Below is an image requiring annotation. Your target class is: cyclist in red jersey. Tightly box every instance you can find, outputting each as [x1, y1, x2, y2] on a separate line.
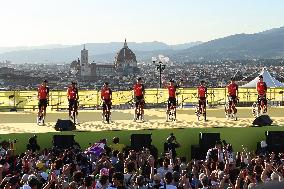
[133, 77, 145, 121]
[197, 80, 207, 115]
[227, 77, 239, 114]
[166, 79, 181, 119]
[101, 82, 112, 121]
[37, 80, 49, 119]
[67, 81, 79, 119]
[256, 75, 268, 113]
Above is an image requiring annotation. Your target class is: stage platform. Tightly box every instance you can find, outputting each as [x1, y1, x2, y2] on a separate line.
[0, 107, 284, 159]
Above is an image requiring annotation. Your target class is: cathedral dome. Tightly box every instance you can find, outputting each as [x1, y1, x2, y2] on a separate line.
[115, 39, 137, 68]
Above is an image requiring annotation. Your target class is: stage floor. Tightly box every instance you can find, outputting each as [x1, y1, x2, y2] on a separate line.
[0, 107, 284, 134]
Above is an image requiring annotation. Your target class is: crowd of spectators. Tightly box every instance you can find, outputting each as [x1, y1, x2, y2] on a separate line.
[0, 134, 283, 189]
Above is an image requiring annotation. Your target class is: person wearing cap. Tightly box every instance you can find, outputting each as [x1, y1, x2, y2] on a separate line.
[67, 81, 79, 122]
[37, 80, 49, 124]
[101, 82, 112, 122]
[256, 75, 268, 113]
[226, 77, 239, 117]
[165, 79, 181, 121]
[133, 77, 145, 121]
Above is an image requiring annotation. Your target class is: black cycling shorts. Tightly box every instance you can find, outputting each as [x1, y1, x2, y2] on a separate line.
[135, 96, 144, 108]
[38, 99, 48, 110]
[102, 99, 112, 111]
[258, 95, 267, 106]
[198, 97, 206, 108]
[168, 97, 177, 109]
[228, 95, 238, 105]
[69, 99, 78, 110]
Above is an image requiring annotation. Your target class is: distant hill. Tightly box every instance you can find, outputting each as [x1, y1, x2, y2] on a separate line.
[2, 26, 284, 63]
[0, 41, 201, 64]
[176, 26, 284, 61]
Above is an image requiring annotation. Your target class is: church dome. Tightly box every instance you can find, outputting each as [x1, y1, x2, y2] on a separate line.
[115, 39, 137, 68]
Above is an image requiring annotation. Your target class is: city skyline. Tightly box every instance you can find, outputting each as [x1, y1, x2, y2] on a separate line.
[0, 0, 283, 47]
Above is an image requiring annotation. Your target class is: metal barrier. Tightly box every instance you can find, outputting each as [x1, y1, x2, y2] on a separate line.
[0, 88, 284, 111]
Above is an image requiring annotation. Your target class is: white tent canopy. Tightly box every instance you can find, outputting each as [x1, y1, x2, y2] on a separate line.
[241, 67, 284, 88]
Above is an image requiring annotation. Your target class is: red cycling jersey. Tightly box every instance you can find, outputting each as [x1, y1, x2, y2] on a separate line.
[227, 83, 238, 96]
[257, 81, 267, 95]
[38, 85, 49, 100]
[198, 85, 207, 98]
[67, 87, 78, 100]
[101, 87, 112, 100]
[168, 85, 177, 98]
[133, 83, 145, 97]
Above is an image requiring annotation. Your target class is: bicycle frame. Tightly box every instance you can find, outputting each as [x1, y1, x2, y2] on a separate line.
[37, 104, 45, 125]
[196, 99, 206, 121]
[70, 100, 78, 124]
[225, 97, 237, 120]
[168, 103, 176, 121]
[258, 96, 267, 115]
[136, 100, 144, 121]
[103, 101, 111, 124]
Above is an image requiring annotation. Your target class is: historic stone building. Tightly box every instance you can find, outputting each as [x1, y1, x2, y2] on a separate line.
[114, 39, 138, 74]
[72, 39, 138, 78]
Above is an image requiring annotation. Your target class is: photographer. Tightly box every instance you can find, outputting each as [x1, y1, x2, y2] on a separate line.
[164, 133, 180, 160]
[27, 135, 40, 153]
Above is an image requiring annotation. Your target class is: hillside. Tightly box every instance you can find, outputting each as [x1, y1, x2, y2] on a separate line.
[176, 27, 284, 61]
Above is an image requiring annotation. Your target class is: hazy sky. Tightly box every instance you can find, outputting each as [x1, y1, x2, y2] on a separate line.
[0, 0, 283, 47]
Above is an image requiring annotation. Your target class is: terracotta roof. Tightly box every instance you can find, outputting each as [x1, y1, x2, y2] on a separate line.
[114, 39, 137, 66]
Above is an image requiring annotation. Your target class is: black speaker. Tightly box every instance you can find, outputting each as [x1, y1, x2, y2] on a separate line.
[54, 119, 76, 131]
[53, 135, 75, 149]
[266, 131, 284, 153]
[252, 115, 273, 126]
[191, 145, 202, 160]
[131, 134, 152, 151]
[199, 132, 220, 159]
[199, 132, 220, 149]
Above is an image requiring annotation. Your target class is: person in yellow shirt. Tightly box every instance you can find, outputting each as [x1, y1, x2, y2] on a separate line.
[110, 137, 125, 153]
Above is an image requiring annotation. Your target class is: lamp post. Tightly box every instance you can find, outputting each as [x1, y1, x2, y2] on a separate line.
[152, 57, 166, 88]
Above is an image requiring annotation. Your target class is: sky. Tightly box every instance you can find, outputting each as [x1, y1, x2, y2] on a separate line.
[0, 0, 283, 47]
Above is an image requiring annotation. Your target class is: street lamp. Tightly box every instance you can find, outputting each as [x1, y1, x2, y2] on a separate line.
[152, 57, 166, 88]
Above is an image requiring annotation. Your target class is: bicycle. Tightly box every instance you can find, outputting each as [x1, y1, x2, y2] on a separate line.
[102, 100, 111, 124]
[37, 100, 47, 125]
[70, 100, 78, 124]
[195, 99, 207, 121]
[224, 96, 238, 121]
[252, 95, 267, 117]
[134, 100, 144, 122]
[167, 102, 176, 122]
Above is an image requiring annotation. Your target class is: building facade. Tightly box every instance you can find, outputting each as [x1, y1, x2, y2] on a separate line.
[80, 45, 91, 76]
[114, 39, 138, 74]
[72, 40, 138, 78]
